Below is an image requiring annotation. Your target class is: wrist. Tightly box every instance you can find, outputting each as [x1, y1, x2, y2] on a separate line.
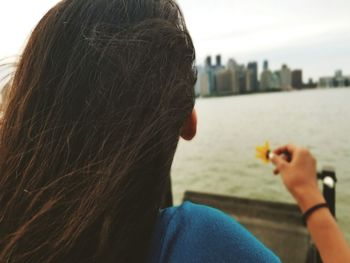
[292, 187, 325, 213]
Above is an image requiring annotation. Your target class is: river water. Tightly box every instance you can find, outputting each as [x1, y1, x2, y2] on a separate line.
[172, 88, 350, 241]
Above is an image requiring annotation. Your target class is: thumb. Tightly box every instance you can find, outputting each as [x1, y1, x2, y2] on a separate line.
[270, 153, 288, 172]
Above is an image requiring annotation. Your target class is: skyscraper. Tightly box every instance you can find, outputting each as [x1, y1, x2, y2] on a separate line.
[270, 72, 281, 90]
[260, 60, 271, 91]
[202, 55, 225, 96]
[226, 59, 240, 94]
[227, 59, 238, 70]
[280, 64, 292, 90]
[247, 62, 259, 92]
[205, 56, 212, 67]
[263, 60, 269, 71]
[245, 69, 254, 92]
[199, 72, 210, 96]
[216, 55, 222, 67]
[292, 70, 303, 89]
[237, 65, 246, 94]
[216, 69, 234, 95]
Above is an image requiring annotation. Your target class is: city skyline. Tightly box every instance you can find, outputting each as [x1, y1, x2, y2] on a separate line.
[197, 57, 349, 82]
[195, 55, 349, 97]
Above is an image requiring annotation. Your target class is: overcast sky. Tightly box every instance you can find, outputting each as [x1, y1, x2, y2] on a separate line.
[1, 0, 350, 80]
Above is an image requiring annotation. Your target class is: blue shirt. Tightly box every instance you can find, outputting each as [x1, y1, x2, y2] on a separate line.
[148, 201, 281, 263]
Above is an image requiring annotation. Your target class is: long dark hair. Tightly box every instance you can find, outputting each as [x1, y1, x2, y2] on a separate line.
[0, 0, 196, 262]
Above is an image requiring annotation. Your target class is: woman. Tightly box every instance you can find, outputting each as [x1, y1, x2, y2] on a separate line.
[0, 0, 349, 262]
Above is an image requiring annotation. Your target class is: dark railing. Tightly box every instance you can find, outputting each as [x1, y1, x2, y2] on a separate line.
[307, 168, 337, 263]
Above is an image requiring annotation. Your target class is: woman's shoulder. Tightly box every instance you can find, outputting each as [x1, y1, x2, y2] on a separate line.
[148, 201, 281, 263]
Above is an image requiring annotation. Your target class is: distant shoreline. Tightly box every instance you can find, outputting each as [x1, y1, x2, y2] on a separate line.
[196, 86, 350, 99]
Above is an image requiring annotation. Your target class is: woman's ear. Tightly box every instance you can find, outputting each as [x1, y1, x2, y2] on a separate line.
[180, 109, 197, 141]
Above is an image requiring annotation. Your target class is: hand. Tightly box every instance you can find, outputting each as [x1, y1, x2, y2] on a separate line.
[271, 145, 350, 262]
[270, 144, 324, 212]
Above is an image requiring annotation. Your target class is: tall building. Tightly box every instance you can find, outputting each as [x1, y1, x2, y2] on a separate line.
[216, 69, 235, 95]
[280, 64, 292, 90]
[204, 55, 215, 95]
[260, 60, 271, 91]
[202, 55, 225, 96]
[263, 60, 269, 71]
[206, 67, 217, 95]
[199, 72, 210, 96]
[292, 70, 303, 89]
[260, 71, 271, 91]
[226, 59, 247, 94]
[270, 72, 282, 90]
[237, 65, 247, 94]
[205, 56, 212, 67]
[226, 59, 240, 94]
[227, 59, 238, 70]
[247, 62, 259, 92]
[216, 55, 222, 67]
[245, 69, 254, 92]
[260, 60, 282, 91]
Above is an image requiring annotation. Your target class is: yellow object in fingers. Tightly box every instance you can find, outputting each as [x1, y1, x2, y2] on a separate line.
[256, 141, 271, 164]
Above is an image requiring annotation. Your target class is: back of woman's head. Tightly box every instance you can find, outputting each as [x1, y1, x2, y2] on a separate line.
[0, 0, 196, 262]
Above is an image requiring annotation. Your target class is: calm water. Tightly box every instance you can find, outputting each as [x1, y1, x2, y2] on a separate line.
[172, 88, 350, 241]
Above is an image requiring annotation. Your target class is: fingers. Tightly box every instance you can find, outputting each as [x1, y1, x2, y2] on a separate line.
[281, 152, 292, 162]
[270, 153, 288, 172]
[273, 144, 297, 155]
